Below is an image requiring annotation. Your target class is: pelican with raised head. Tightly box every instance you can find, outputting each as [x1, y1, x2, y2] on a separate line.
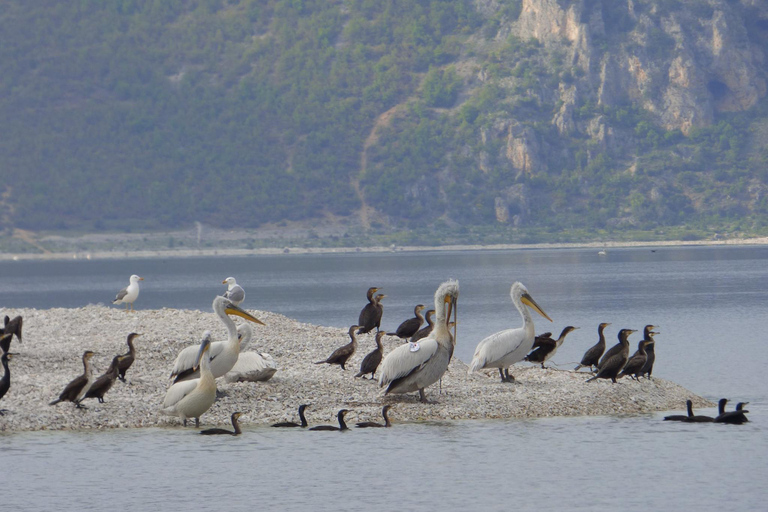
[378, 279, 459, 403]
[112, 275, 143, 312]
[222, 277, 245, 306]
[171, 296, 264, 382]
[469, 282, 552, 383]
[161, 333, 217, 427]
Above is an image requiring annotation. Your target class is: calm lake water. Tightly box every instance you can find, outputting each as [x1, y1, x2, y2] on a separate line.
[1, 246, 766, 511]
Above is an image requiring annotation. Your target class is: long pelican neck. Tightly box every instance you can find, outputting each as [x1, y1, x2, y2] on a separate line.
[516, 295, 535, 337]
[218, 306, 239, 350]
[199, 351, 215, 388]
[433, 300, 450, 345]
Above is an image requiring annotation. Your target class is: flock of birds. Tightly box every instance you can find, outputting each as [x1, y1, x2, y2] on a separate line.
[0, 274, 751, 431]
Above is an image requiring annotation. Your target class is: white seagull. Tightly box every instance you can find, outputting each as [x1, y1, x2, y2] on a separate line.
[222, 277, 245, 306]
[378, 279, 459, 403]
[112, 274, 143, 312]
[469, 282, 552, 383]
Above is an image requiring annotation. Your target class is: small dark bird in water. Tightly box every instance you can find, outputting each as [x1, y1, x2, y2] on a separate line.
[201, 412, 243, 435]
[83, 355, 123, 403]
[410, 309, 435, 343]
[309, 409, 350, 431]
[618, 339, 654, 380]
[639, 326, 658, 379]
[574, 322, 610, 372]
[664, 400, 694, 421]
[587, 329, 635, 383]
[356, 405, 392, 428]
[714, 399, 750, 424]
[389, 304, 425, 341]
[525, 326, 579, 368]
[357, 288, 385, 334]
[0, 315, 23, 354]
[315, 325, 359, 370]
[117, 333, 141, 383]
[49, 350, 96, 408]
[0, 350, 12, 415]
[355, 331, 385, 379]
[272, 404, 310, 428]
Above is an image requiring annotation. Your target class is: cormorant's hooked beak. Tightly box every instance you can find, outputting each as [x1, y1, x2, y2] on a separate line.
[224, 302, 265, 325]
[521, 292, 552, 322]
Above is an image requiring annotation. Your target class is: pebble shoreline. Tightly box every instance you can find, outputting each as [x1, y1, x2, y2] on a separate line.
[0, 306, 711, 432]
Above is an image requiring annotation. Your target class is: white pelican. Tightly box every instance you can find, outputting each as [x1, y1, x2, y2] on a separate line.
[161, 333, 217, 427]
[224, 324, 277, 383]
[112, 275, 143, 312]
[468, 282, 552, 383]
[378, 279, 459, 403]
[171, 296, 264, 382]
[222, 276, 245, 305]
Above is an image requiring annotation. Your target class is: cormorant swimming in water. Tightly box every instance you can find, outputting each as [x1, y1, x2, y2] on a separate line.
[49, 350, 96, 408]
[389, 304, 425, 341]
[0, 349, 12, 415]
[574, 322, 610, 372]
[355, 331, 385, 379]
[357, 287, 383, 334]
[525, 326, 579, 368]
[586, 329, 635, 383]
[315, 325, 359, 370]
[309, 409, 350, 431]
[272, 404, 310, 428]
[201, 412, 243, 435]
[356, 405, 392, 428]
[714, 399, 750, 424]
[664, 399, 694, 421]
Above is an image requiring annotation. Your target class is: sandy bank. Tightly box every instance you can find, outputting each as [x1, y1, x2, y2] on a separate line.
[0, 306, 711, 432]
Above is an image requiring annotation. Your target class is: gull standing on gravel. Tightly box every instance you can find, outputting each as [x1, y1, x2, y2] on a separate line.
[171, 296, 264, 382]
[112, 275, 143, 312]
[222, 277, 245, 306]
[468, 282, 552, 383]
[161, 333, 217, 427]
[378, 279, 459, 403]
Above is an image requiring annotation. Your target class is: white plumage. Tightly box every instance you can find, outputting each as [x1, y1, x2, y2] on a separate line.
[468, 282, 552, 383]
[222, 276, 245, 306]
[225, 324, 277, 382]
[378, 279, 459, 403]
[160, 333, 217, 427]
[170, 296, 264, 382]
[112, 274, 143, 312]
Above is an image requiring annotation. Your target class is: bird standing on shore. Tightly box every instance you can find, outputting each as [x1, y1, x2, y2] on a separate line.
[618, 338, 654, 380]
[389, 304, 425, 341]
[410, 309, 435, 343]
[357, 287, 383, 334]
[587, 329, 635, 383]
[0, 349, 12, 415]
[117, 332, 141, 383]
[0, 315, 22, 354]
[355, 330, 385, 379]
[112, 275, 143, 312]
[574, 322, 610, 372]
[468, 282, 552, 383]
[639, 325, 658, 379]
[83, 355, 124, 403]
[201, 412, 243, 435]
[222, 277, 245, 306]
[378, 279, 459, 403]
[171, 296, 264, 382]
[49, 350, 95, 408]
[315, 325, 359, 370]
[161, 333, 217, 427]
[525, 326, 578, 369]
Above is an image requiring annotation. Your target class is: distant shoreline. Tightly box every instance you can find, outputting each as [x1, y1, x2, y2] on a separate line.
[2, 236, 768, 262]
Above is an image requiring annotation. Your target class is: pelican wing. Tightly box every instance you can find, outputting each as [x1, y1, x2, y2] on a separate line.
[469, 328, 527, 372]
[378, 338, 439, 387]
[170, 341, 227, 377]
[162, 378, 199, 408]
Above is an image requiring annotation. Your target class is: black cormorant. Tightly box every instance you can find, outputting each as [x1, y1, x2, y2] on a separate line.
[357, 287, 383, 334]
[574, 322, 610, 371]
[49, 351, 96, 408]
[525, 326, 579, 368]
[389, 304, 425, 341]
[714, 399, 750, 424]
[315, 325, 359, 370]
[0, 350, 11, 415]
[117, 332, 141, 383]
[83, 355, 123, 403]
[309, 409, 350, 431]
[355, 331, 385, 379]
[272, 404, 310, 427]
[664, 399, 695, 421]
[639, 326, 658, 379]
[618, 339, 653, 380]
[0, 315, 23, 354]
[410, 309, 435, 342]
[201, 412, 243, 435]
[356, 405, 392, 428]
[586, 329, 635, 383]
